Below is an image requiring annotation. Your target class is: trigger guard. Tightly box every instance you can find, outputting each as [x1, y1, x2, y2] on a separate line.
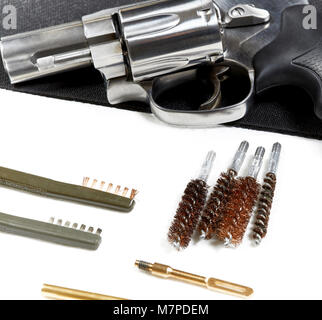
[106, 63, 254, 127]
[149, 67, 255, 128]
[149, 93, 251, 127]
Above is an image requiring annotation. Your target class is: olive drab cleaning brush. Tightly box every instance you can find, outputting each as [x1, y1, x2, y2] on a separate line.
[198, 141, 249, 240]
[168, 151, 216, 250]
[215, 147, 265, 247]
[253, 143, 282, 245]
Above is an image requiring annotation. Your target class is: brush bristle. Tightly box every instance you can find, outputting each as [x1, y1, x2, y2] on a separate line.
[168, 179, 208, 249]
[253, 173, 277, 243]
[215, 177, 260, 246]
[198, 170, 237, 240]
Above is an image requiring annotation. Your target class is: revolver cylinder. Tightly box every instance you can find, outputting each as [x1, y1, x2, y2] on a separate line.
[117, 0, 223, 81]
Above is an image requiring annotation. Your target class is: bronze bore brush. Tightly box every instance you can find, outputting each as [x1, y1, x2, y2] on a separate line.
[198, 141, 249, 240]
[168, 151, 216, 250]
[253, 143, 281, 245]
[216, 147, 265, 247]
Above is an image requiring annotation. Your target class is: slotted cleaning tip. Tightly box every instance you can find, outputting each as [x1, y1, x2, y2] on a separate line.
[135, 260, 253, 298]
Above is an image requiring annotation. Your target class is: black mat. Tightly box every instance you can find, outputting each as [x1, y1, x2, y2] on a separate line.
[1, 0, 322, 139]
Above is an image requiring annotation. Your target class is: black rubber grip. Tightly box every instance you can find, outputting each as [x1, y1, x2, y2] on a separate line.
[254, 4, 322, 119]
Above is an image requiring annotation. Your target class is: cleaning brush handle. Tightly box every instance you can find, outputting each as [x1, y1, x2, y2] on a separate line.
[230, 141, 249, 174]
[267, 143, 282, 175]
[198, 151, 216, 182]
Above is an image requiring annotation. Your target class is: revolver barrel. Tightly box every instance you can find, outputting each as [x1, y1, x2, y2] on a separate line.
[0, 20, 92, 84]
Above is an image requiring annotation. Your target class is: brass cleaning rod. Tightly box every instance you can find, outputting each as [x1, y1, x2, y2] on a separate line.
[42, 284, 129, 300]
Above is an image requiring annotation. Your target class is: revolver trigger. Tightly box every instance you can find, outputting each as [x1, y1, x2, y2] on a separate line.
[199, 66, 230, 111]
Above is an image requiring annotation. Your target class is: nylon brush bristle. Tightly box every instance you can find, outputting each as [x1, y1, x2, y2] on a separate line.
[215, 177, 261, 246]
[168, 179, 208, 249]
[198, 169, 237, 240]
[253, 173, 277, 245]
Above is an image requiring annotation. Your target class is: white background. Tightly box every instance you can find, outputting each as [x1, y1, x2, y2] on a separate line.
[0, 88, 321, 300]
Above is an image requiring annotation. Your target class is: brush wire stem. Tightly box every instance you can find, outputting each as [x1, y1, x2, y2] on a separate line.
[248, 147, 265, 179]
[230, 141, 249, 173]
[268, 143, 282, 175]
[198, 151, 216, 182]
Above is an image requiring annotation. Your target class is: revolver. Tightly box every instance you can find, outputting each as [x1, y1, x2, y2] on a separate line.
[1, 0, 321, 127]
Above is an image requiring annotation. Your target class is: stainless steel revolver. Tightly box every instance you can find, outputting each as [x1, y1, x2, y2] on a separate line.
[1, 0, 321, 127]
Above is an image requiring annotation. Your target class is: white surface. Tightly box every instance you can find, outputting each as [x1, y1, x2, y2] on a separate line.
[0, 88, 321, 300]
